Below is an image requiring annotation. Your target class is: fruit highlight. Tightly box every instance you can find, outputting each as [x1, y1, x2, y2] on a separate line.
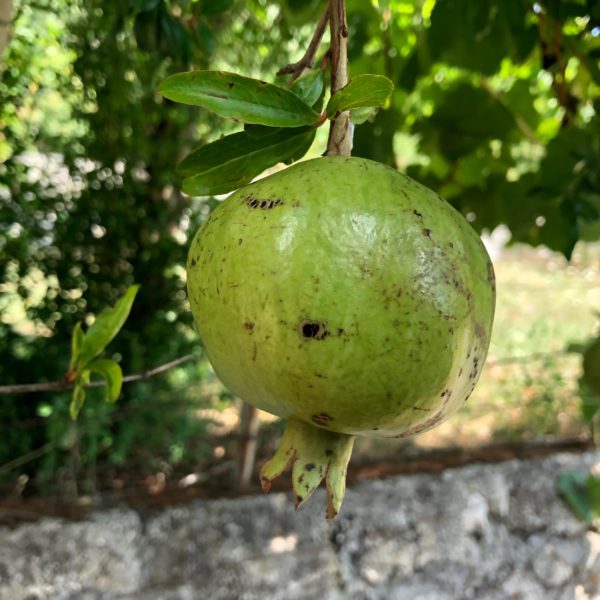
[187, 156, 496, 517]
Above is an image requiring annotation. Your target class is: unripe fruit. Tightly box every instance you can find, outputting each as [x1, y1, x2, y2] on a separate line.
[187, 157, 495, 516]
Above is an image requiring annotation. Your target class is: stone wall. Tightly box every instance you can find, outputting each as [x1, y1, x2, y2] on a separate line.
[1, 451, 598, 599]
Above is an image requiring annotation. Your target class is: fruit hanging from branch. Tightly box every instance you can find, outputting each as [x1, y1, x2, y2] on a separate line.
[160, 0, 495, 517]
[186, 156, 495, 517]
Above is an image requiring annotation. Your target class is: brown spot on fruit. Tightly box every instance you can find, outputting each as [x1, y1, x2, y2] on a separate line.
[487, 260, 496, 291]
[244, 322, 255, 331]
[246, 197, 283, 209]
[312, 413, 333, 426]
[305, 463, 315, 471]
[299, 320, 329, 340]
[474, 322, 486, 343]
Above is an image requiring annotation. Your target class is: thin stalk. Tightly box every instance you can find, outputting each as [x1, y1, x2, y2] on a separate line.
[326, 0, 351, 157]
[277, 4, 330, 85]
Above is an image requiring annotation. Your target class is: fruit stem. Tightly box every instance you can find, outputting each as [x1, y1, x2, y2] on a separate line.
[326, 0, 352, 157]
[260, 418, 355, 518]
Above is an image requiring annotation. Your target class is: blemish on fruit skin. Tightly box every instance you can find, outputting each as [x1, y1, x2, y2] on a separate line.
[299, 320, 329, 340]
[325, 449, 333, 456]
[305, 463, 316, 471]
[246, 197, 284, 209]
[474, 322, 486, 344]
[244, 321, 255, 331]
[487, 261, 496, 291]
[312, 413, 333, 426]
[190, 257, 197, 267]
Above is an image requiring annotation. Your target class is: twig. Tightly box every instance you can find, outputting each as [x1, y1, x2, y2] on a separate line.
[0, 443, 54, 476]
[0, 354, 196, 395]
[122, 354, 195, 383]
[479, 78, 540, 145]
[326, 0, 352, 157]
[238, 402, 259, 490]
[277, 4, 330, 85]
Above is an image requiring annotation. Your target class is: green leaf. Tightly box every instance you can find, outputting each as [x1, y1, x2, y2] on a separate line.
[587, 475, 600, 520]
[351, 106, 378, 125]
[195, 21, 216, 56]
[158, 71, 319, 127]
[557, 470, 593, 522]
[581, 391, 600, 422]
[69, 369, 90, 421]
[179, 128, 316, 196]
[70, 384, 86, 420]
[88, 358, 123, 404]
[326, 74, 394, 118]
[161, 13, 192, 64]
[69, 322, 84, 371]
[243, 124, 282, 139]
[290, 69, 324, 108]
[77, 285, 140, 368]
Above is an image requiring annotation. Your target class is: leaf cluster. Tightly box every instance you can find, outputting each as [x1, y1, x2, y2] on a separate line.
[158, 68, 394, 195]
[67, 285, 139, 419]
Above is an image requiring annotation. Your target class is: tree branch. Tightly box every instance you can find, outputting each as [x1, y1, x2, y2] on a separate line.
[326, 0, 352, 157]
[0, 0, 13, 59]
[0, 354, 196, 395]
[277, 4, 330, 85]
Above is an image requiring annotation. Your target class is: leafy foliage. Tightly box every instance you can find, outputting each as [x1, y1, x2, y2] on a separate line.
[68, 285, 139, 418]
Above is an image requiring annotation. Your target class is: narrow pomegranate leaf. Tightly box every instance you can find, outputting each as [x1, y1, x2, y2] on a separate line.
[88, 358, 123, 404]
[326, 74, 394, 118]
[158, 71, 319, 127]
[77, 285, 140, 368]
[179, 127, 315, 196]
[290, 68, 324, 108]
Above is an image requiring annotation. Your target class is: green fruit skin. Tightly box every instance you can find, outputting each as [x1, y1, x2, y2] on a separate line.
[187, 157, 496, 438]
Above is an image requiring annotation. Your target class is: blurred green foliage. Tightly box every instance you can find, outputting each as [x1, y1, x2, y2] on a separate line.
[0, 0, 599, 493]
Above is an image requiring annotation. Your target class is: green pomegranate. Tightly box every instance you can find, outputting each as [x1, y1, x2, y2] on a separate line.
[187, 156, 495, 517]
